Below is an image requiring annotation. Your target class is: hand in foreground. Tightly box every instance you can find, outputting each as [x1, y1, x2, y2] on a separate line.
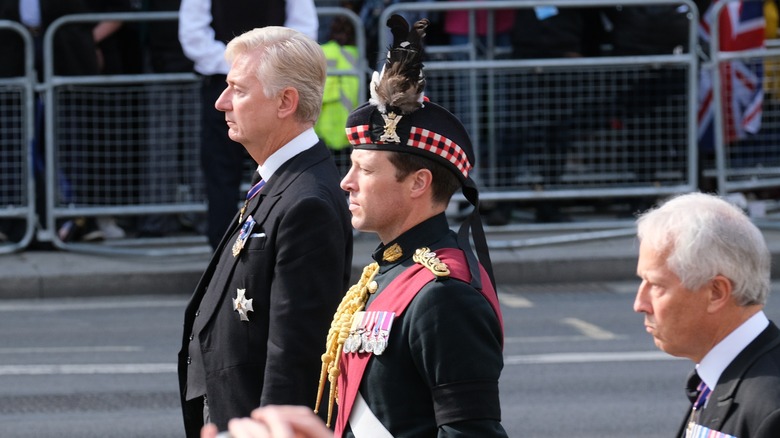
[201, 405, 333, 438]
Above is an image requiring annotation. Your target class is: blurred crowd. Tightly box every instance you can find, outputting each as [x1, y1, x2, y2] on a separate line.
[1, 0, 779, 245]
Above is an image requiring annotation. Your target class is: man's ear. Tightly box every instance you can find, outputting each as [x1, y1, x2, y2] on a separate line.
[707, 274, 733, 313]
[409, 168, 433, 199]
[277, 87, 299, 118]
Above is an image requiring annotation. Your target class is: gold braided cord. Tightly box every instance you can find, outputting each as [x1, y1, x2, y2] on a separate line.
[314, 262, 380, 427]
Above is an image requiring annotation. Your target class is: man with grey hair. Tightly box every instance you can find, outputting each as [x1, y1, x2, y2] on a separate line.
[179, 0, 317, 249]
[177, 26, 352, 437]
[634, 192, 780, 438]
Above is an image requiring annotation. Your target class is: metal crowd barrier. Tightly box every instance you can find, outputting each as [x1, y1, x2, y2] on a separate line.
[380, 0, 700, 247]
[41, 11, 204, 256]
[39, 8, 365, 256]
[704, 0, 780, 204]
[0, 20, 36, 254]
[16, 2, 778, 254]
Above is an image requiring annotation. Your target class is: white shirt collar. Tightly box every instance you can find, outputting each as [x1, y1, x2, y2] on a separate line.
[256, 128, 318, 182]
[696, 310, 769, 390]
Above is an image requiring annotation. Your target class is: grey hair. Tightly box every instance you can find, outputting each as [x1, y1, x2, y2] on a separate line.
[636, 192, 770, 306]
[225, 26, 326, 124]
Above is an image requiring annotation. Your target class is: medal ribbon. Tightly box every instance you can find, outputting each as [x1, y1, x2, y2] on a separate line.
[380, 312, 394, 332]
[693, 381, 711, 410]
[685, 380, 712, 437]
[239, 179, 265, 223]
[246, 179, 266, 201]
[336, 248, 503, 437]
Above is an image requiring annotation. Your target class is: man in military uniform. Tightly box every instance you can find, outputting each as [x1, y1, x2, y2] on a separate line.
[314, 14, 507, 438]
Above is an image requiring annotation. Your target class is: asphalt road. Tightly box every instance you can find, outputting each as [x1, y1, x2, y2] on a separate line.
[2, 282, 779, 437]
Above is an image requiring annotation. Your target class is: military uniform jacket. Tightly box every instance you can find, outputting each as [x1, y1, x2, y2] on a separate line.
[677, 322, 780, 438]
[178, 141, 352, 436]
[340, 214, 507, 437]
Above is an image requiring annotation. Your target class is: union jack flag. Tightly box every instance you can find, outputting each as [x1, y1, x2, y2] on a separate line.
[698, 0, 765, 151]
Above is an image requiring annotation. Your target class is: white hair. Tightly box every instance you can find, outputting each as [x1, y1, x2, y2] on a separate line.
[636, 192, 770, 306]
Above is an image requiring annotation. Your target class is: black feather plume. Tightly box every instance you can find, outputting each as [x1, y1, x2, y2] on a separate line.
[370, 14, 429, 114]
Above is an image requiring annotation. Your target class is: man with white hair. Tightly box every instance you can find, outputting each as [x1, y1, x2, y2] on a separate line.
[634, 192, 780, 438]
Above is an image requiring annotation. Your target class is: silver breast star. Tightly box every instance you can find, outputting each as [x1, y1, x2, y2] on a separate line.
[233, 288, 254, 321]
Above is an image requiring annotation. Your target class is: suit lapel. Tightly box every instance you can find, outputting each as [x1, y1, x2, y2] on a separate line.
[192, 214, 248, 326]
[698, 323, 780, 431]
[187, 141, 331, 325]
[190, 185, 265, 326]
[244, 140, 331, 223]
[185, 208, 241, 320]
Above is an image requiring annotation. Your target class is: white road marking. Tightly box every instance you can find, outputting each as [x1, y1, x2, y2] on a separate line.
[504, 334, 626, 344]
[561, 317, 619, 340]
[0, 346, 142, 354]
[0, 299, 186, 312]
[504, 350, 680, 365]
[0, 363, 176, 375]
[498, 293, 533, 308]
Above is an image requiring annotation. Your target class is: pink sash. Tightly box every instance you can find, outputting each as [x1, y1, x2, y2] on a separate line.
[335, 248, 503, 436]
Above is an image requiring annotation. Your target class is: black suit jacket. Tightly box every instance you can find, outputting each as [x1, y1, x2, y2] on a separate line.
[178, 141, 352, 436]
[677, 322, 780, 438]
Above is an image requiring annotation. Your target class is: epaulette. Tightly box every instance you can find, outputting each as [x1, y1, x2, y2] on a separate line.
[412, 247, 450, 277]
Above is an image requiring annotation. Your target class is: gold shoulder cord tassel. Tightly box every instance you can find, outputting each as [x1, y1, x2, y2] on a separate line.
[314, 262, 380, 427]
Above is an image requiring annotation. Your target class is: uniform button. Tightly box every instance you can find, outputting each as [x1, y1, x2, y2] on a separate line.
[195, 310, 200, 317]
[187, 356, 192, 365]
[189, 334, 194, 341]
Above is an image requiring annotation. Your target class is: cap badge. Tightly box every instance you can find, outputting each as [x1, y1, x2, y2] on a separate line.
[379, 111, 403, 143]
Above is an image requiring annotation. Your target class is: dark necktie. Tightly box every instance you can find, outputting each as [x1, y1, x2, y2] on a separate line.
[684, 372, 712, 436]
[685, 372, 712, 407]
[684, 372, 701, 403]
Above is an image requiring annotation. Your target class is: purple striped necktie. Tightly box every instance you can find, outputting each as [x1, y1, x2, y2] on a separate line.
[693, 380, 711, 411]
[239, 178, 265, 223]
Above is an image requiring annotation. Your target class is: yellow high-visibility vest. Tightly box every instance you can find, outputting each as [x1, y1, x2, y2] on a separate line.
[316, 41, 360, 150]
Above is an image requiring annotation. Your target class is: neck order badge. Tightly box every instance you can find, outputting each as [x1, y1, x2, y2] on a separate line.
[233, 179, 265, 257]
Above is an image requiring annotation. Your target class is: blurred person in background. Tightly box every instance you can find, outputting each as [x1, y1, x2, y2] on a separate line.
[503, 5, 603, 224]
[0, 0, 134, 242]
[136, 0, 205, 238]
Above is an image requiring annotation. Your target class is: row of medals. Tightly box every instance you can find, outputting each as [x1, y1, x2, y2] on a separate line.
[343, 310, 395, 356]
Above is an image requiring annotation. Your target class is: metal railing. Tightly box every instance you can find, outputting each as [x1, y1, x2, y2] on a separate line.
[4, 2, 779, 254]
[0, 20, 36, 254]
[38, 8, 366, 256]
[704, 0, 780, 197]
[379, 0, 700, 246]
